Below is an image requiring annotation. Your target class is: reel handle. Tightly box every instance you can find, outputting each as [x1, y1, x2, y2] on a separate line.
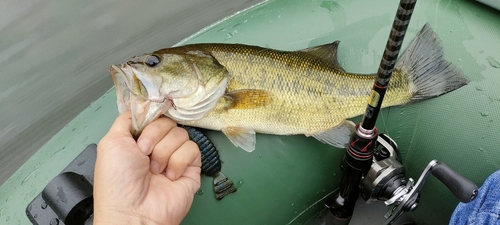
[431, 162, 478, 203]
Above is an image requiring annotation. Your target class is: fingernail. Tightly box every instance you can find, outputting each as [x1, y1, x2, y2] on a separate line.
[166, 169, 176, 181]
[137, 138, 151, 155]
[150, 160, 160, 174]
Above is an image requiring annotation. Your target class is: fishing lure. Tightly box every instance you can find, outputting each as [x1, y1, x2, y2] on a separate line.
[183, 126, 237, 200]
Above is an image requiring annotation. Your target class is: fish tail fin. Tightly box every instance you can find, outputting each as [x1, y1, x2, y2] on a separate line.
[396, 23, 469, 102]
[212, 171, 237, 200]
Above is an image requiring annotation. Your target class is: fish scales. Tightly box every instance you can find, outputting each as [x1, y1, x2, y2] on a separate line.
[170, 44, 411, 135]
[109, 23, 469, 152]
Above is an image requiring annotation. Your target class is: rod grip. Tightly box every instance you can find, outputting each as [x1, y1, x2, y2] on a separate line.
[431, 162, 478, 203]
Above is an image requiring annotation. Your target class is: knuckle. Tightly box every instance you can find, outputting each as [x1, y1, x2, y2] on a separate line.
[152, 146, 171, 161]
[170, 127, 189, 140]
[186, 141, 202, 163]
[151, 143, 172, 162]
[148, 122, 164, 133]
[156, 116, 176, 127]
[144, 117, 176, 134]
[185, 140, 200, 152]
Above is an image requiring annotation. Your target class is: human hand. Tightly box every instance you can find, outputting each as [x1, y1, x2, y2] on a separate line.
[94, 111, 201, 225]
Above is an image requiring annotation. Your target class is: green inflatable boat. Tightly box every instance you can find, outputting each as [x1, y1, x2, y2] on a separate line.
[0, 0, 499, 224]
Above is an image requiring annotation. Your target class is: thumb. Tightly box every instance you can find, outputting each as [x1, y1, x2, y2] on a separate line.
[107, 111, 134, 137]
[97, 111, 135, 157]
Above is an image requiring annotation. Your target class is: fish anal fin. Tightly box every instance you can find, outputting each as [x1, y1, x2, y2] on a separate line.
[224, 89, 273, 110]
[299, 41, 345, 72]
[221, 127, 256, 152]
[310, 120, 355, 149]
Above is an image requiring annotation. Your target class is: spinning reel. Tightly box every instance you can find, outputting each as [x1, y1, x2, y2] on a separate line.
[357, 134, 477, 224]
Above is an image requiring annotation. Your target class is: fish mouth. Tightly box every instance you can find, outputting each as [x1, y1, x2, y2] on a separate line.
[109, 64, 169, 136]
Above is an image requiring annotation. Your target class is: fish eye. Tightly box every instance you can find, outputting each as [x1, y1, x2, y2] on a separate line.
[145, 55, 160, 67]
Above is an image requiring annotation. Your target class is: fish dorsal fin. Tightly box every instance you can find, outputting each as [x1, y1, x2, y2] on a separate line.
[224, 89, 273, 110]
[299, 41, 345, 72]
[309, 120, 355, 149]
[221, 127, 256, 152]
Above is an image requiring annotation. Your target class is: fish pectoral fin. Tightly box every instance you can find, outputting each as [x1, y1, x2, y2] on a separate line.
[221, 127, 256, 152]
[310, 120, 355, 149]
[298, 41, 345, 72]
[224, 89, 273, 110]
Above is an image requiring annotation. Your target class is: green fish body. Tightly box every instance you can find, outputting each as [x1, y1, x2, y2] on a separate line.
[109, 23, 469, 152]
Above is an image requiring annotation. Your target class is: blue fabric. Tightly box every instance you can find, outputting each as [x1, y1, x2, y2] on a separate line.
[450, 170, 500, 225]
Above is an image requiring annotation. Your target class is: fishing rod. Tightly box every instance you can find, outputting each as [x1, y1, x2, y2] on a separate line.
[324, 0, 478, 224]
[325, 0, 419, 221]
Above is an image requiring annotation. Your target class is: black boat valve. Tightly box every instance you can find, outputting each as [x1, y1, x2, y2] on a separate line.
[26, 144, 97, 225]
[359, 134, 478, 225]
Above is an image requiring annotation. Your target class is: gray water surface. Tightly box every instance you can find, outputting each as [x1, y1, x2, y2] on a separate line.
[0, 0, 263, 185]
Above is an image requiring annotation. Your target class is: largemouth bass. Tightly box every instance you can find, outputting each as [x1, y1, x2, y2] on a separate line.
[109, 23, 469, 152]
